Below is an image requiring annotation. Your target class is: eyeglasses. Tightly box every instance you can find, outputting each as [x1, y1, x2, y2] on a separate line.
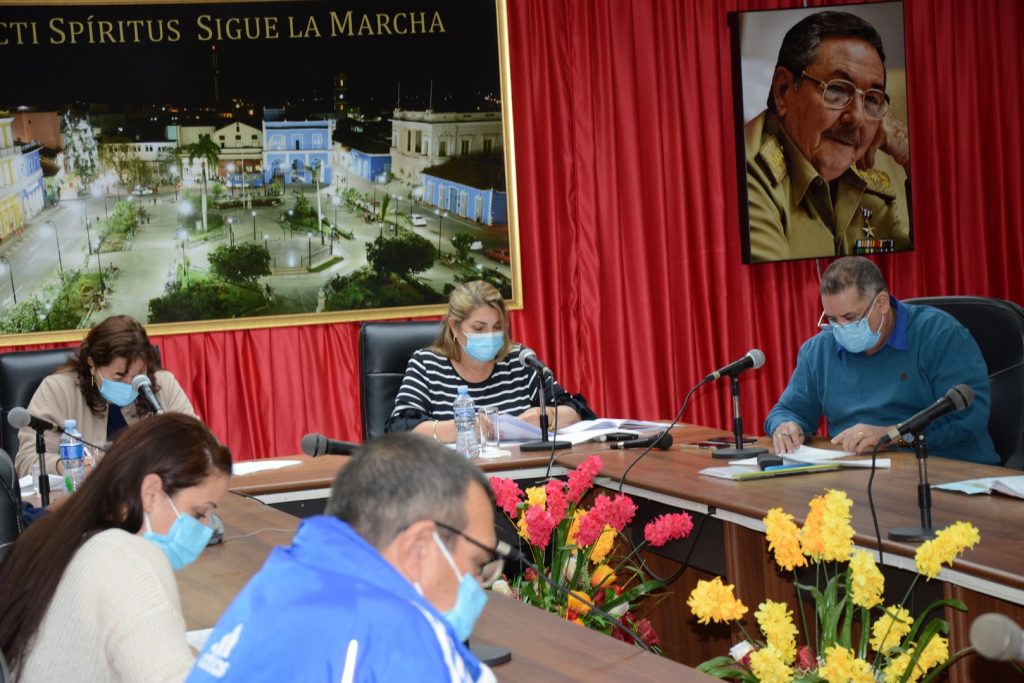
[433, 521, 505, 588]
[817, 294, 879, 331]
[800, 71, 890, 120]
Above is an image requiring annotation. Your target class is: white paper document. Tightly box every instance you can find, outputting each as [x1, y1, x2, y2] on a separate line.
[18, 473, 65, 495]
[933, 475, 1024, 500]
[730, 445, 890, 469]
[231, 460, 303, 476]
[495, 415, 666, 445]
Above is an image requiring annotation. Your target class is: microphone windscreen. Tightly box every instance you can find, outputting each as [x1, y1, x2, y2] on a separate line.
[653, 432, 674, 450]
[518, 346, 536, 364]
[949, 384, 975, 411]
[970, 613, 1023, 661]
[747, 349, 766, 369]
[7, 406, 31, 429]
[131, 374, 152, 391]
[299, 433, 324, 456]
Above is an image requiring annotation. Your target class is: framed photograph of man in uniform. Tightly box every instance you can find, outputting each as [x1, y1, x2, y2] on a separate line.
[729, 2, 913, 264]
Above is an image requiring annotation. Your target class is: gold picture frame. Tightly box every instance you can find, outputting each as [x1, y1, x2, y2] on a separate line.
[0, 0, 521, 346]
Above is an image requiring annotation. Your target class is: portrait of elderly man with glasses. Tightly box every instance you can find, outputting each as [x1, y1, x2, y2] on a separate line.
[765, 257, 998, 465]
[744, 10, 913, 262]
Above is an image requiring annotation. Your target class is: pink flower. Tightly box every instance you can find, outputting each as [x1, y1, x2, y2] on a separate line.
[525, 505, 558, 549]
[590, 493, 637, 532]
[566, 455, 602, 503]
[643, 512, 694, 547]
[524, 567, 538, 582]
[795, 645, 815, 669]
[489, 476, 523, 517]
[575, 505, 608, 547]
[545, 479, 569, 520]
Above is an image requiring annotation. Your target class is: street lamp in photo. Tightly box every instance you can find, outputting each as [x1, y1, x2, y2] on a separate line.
[0, 255, 16, 304]
[44, 220, 63, 273]
[251, 210, 257, 241]
[93, 238, 106, 292]
[331, 195, 340, 255]
[227, 217, 235, 247]
[287, 209, 294, 238]
[307, 231, 312, 267]
[175, 229, 189, 286]
[435, 210, 447, 259]
[263, 233, 269, 252]
[178, 199, 193, 231]
[226, 163, 236, 197]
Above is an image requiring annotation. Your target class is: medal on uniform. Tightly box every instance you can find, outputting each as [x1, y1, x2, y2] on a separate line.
[860, 207, 875, 238]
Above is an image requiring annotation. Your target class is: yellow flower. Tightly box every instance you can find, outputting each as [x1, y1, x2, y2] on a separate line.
[871, 605, 913, 653]
[883, 650, 914, 683]
[749, 644, 794, 683]
[803, 489, 854, 562]
[567, 590, 592, 616]
[567, 509, 586, 546]
[764, 508, 808, 571]
[686, 577, 748, 625]
[524, 486, 547, 509]
[914, 521, 980, 579]
[820, 645, 873, 683]
[591, 564, 616, 589]
[849, 549, 885, 608]
[882, 639, 946, 683]
[589, 525, 616, 563]
[916, 635, 949, 673]
[516, 513, 530, 542]
[755, 600, 797, 664]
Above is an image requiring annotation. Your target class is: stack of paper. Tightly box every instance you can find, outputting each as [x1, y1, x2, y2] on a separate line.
[729, 445, 891, 469]
[933, 476, 1024, 499]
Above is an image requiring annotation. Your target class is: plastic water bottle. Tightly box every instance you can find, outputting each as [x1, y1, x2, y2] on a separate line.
[60, 419, 86, 493]
[453, 386, 480, 459]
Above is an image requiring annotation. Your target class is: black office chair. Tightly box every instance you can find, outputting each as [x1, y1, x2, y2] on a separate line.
[0, 347, 77, 459]
[0, 447, 24, 564]
[904, 296, 1024, 469]
[359, 321, 443, 441]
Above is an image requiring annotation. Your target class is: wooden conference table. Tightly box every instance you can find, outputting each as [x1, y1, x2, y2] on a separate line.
[225, 424, 1024, 681]
[178, 490, 713, 681]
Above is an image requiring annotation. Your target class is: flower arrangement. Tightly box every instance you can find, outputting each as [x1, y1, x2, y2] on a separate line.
[489, 455, 694, 650]
[688, 489, 980, 683]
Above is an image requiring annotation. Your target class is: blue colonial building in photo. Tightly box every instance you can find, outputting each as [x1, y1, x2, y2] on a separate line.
[422, 157, 507, 226]
[262, 120, 335, 185]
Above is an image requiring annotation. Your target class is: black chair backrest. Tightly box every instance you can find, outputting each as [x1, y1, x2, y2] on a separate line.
[359, 321, 443, 441]
[0, 347, 77, 458]
[0, 446, 23, 562]
[904, 296, 1024, 468]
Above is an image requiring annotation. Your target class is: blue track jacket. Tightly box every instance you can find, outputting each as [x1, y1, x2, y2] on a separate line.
[187, 516, 494, 682]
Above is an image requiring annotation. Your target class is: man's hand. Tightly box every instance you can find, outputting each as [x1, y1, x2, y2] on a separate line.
[830, 424, 893, 454]
[859, 113, 910, 170]
[771, 421, 806, 454]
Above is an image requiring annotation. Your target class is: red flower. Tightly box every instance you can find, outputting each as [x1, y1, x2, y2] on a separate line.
[589, 493, 638, 532]
[611, 612, 636, 645]
[545, 479, 569, 520]
[525, 505, 558, 549]
[643, 512, 694, 547]
[795, 645, 815, 669]
[524, 567, 538, 582]
[489, 476, 523, 517]
[634, 617, 659, 647]
[565, 608, 578, 621]
[566, 455, 602, 503]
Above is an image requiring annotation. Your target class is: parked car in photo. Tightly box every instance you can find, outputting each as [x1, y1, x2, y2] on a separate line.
[131, 186, 154, 196]
[410, 213, 427, 227]
[485, 247, 511, 265]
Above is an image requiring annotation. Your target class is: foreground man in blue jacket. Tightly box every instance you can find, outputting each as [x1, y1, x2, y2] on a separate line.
[189, 433, 498, 682]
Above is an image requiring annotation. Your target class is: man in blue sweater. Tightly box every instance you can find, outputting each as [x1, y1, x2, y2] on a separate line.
[767, 256, 999, 464]
[188, 433, 498, 682]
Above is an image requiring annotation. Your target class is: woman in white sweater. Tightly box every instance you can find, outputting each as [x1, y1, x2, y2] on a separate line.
[0, 413, 232, 682]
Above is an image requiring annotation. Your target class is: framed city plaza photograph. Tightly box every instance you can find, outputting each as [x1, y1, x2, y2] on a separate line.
[0, 0, 520, 345]
[730, 2, 914, 264]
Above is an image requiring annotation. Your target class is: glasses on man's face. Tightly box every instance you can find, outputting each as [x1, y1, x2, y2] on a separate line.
[800, 71, 890, 120]
[817, 294, 879, 331]
[433, 521, 505, 588]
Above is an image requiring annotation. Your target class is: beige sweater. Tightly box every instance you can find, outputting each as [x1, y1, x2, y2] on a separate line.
[18, 529, 194, 683]
[16, 369, 196, 476]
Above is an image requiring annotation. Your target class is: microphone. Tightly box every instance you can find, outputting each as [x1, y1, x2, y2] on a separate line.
[300, 433, 360, 456]
[970, 613, 1024, 661]
[7, 407, 62, 434]
[879, 384, 975, 445]
[610, 432, 673, 451]
[705, 349, 765, 382]
[518, 347, 552, 376]
[131, 374, 164, 414]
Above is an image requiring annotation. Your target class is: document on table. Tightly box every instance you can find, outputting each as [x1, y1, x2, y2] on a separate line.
[933, 475, 1024, 500]
[700, 463, 843, 480]
[729, 445, 890, 469]
[232, 460, 303, 476]
[18, 473, 65, 495]
[495, 416, 665, 445]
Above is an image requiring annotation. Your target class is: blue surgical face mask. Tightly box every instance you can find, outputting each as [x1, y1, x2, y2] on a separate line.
[432, 531, 488, 642]
[461, 330, 503, 363]
[144, 495, 214, 571]
[97, 369, 139, 407]
[825, 296, 883, 354]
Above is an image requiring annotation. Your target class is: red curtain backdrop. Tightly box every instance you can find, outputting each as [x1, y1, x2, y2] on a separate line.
[9, 0, 1023, 460]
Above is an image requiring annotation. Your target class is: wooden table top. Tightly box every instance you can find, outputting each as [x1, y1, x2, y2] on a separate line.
[557, 442, 1024, 593]
[178, 493, 713, 681]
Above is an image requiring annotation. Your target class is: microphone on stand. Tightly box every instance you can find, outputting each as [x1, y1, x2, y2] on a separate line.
[6, 407, 63, 435]
[707, 350, 768, 459]
[970, 613, 1024, 661]
[610, 433, 673, 450]
[518, 347, 571, 453]
[300, 433, 360, 456]
[131, 374, 164, 414]
[517, 347, 553, 376]
[879, 384, 974, 446]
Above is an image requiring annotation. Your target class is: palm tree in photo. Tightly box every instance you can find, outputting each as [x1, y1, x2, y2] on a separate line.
[184, 134, 220, 233]
[292, 158, 325, 244]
